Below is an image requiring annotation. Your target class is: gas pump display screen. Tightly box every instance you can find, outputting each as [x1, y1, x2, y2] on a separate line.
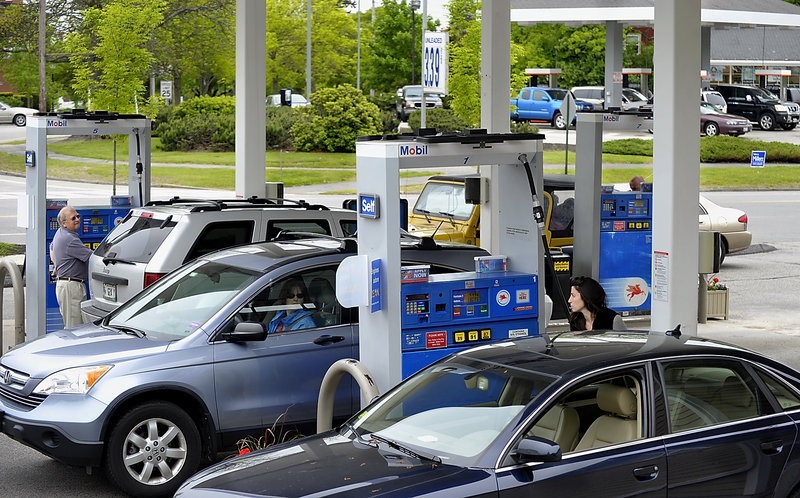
[405, 293, 429, 314]
[462, 291, 481, 303]
[89, 216, 104, 225]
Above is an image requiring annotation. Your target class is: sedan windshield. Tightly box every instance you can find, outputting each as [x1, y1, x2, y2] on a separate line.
[108, 260, 260, 340]
[350, 357, 559, 466]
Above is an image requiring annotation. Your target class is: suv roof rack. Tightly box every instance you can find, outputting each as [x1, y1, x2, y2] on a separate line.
[144, 196, 331, 212]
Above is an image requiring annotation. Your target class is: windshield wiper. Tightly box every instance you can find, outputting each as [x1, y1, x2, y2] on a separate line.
[343, 421, 377, 448]
[418, 209, 432, 223]
[438, 211, 457, 227]
[102, 256, 136, 266]
[370, 433, 441, 463]
[109, 324, 147, 338]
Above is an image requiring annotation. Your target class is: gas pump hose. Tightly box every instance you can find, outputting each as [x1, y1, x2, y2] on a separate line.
[518, 154, 571, 319]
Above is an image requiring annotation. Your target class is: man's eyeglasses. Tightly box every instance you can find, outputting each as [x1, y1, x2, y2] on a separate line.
[287, 293, 304, 299]
[70, 214, 81, 221]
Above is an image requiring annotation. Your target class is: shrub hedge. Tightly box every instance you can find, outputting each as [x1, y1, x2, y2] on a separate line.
[291, 85, 382, 152]
[407, 108, 470, 132]
[602, 136, 800, 163]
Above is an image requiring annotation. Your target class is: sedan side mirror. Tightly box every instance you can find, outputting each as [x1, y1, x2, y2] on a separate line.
[511, 436, 562, 463]
[223, 321, 268, 342]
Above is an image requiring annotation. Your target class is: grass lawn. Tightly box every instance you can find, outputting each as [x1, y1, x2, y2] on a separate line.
[3, 138, 799, 190]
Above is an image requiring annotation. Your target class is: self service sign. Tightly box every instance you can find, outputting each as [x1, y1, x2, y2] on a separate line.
[358, 193, 380, 219]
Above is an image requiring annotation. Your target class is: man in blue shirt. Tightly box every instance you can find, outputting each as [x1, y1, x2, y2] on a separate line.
[50, 206, 93, 328]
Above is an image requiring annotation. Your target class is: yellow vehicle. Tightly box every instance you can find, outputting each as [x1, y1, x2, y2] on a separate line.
[408, 174, 576, 248]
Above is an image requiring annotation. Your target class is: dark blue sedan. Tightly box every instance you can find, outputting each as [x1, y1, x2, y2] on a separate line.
[175, 331, 800, 497]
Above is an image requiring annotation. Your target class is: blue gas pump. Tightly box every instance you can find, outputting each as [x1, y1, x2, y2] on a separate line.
[400, 271, 538, 378]
[45, 197, 132, 333]
[598, 191, 652, 314]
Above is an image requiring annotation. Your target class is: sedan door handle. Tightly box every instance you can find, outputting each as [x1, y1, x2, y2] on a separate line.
[761, 440, 784, 454]
[314, 335, 345, 345]
[633, 465, 660, 481]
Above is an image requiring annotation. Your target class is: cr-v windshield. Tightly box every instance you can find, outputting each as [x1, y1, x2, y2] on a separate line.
[413, 182, 474, 221]
[108, 260, 260, 340]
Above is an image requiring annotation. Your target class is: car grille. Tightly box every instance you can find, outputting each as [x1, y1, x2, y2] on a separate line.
[786, 102, 800, 116]
[0, 364, 47, 410]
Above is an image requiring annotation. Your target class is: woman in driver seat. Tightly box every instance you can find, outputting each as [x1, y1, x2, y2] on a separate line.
[268, 278, 316, 333]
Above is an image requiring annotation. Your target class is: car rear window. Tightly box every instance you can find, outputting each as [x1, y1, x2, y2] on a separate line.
[94, 214, 177, 263]
[185, 221, 255, 262]
[266, 220, 332, 240]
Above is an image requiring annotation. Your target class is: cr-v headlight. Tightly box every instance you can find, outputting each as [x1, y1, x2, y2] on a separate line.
[33, 365, 112, 395]
[775, 104, 788, 112]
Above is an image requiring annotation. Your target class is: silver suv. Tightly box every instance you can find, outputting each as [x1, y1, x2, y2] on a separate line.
[81, 197, 357, 322]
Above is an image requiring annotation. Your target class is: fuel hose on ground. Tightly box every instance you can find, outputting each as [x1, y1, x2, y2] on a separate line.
[518, 154, 571, 319]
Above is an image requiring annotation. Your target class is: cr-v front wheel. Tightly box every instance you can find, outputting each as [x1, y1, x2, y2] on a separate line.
[105, 401, 201, 497]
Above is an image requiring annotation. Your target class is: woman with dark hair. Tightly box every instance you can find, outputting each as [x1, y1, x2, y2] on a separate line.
[568, 276, 625, 332]
[268, 278, 316, 333]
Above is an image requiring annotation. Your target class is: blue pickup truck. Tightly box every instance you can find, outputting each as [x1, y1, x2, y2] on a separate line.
[510, 87, 593, 129]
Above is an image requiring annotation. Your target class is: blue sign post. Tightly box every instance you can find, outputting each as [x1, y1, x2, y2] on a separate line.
[751, 150, 766, 168]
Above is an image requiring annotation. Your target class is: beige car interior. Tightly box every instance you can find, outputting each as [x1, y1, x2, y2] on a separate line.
[530, 375, 642, 454]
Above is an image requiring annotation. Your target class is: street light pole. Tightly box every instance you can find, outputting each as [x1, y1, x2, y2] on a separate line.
[411, 0, 420, 85]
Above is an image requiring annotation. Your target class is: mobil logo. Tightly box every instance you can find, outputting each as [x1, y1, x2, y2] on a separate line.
[47, 119, 68, 127]
[399, 144, 428, 156]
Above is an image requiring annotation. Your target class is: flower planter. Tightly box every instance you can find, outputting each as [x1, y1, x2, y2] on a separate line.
[706, 288, 729, 320]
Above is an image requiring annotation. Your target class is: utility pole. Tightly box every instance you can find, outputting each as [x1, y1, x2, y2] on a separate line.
[38, 0, 46, 112]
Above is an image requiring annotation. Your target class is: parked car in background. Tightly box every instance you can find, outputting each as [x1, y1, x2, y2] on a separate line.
[510, 87, 593, 129]
[713, 84, 798, 131]
[701, 90, 727, 113]
[81, 197, 357, 322]
[700, 102, 751, 137]
[266, 93, 310, 108]
[699, 193, 752, 264]
[0, 100, 37, 126]
[570, 86, 605, 108]
[176, 330, 800, 498]
[569, 86, 650, 111]
[395, 85, 443, 121]
[1, 236, 489, 497]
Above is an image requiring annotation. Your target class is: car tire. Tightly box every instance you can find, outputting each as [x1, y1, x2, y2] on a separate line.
[13, 114, 26, 127]
[105, 401, 201, 498]
[553, 112, 566, 130]
[782, 123, 797, 131]
[704, 122, 719, 137]
[718, 238, 728, 266]
[759, 113, 776, 131]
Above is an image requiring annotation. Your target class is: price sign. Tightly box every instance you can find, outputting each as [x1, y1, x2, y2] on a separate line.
[423, 32, 449, 94]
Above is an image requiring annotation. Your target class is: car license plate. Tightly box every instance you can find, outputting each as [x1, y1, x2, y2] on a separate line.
[103, 282, 117, 302]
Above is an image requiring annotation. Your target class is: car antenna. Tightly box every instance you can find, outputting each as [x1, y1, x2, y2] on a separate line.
[666, 324, 682, 339]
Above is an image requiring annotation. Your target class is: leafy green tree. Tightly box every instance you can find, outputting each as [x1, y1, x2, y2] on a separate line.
[150, 0, 236, 101]
[67, 0, 165, 113]
[0, 0, 80, 108]
[266, 0, 358, 95]
[362, 0, 438, 93]
[447, 0, 526, 127]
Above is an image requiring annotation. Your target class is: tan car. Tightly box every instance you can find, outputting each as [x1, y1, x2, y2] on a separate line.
[699, 194, 752, 264]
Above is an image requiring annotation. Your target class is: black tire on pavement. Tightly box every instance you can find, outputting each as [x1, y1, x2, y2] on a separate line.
[104, 401, 201, 498]
[704, 122, 719, 137]
[759, 113, 776, 131]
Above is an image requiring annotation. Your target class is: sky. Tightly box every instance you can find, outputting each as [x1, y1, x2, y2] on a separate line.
[353, 0, 450, 29]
